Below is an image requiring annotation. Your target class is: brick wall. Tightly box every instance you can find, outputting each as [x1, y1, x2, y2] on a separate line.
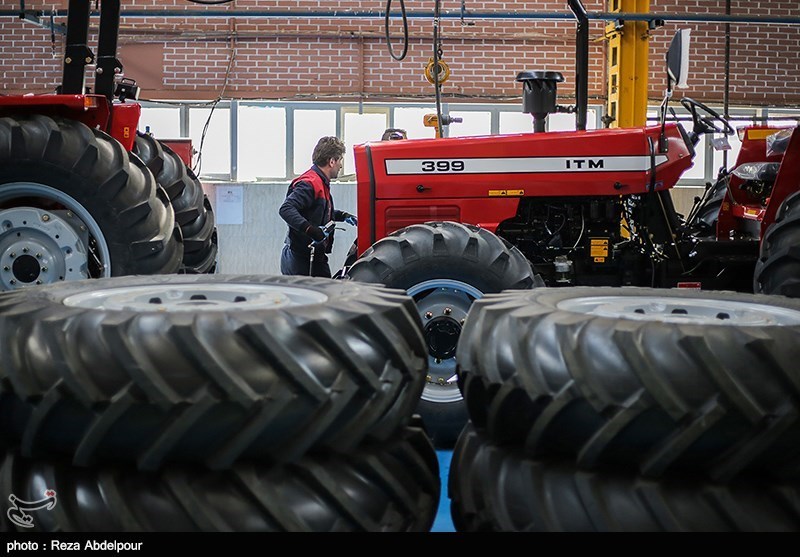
[2, 0, 798, 106]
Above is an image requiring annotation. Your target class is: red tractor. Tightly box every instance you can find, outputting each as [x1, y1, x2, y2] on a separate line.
[346, 11, 800, 445]
[0, 0, 217, 291]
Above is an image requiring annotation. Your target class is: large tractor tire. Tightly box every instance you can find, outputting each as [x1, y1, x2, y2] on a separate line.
[0, 426, 439, 532]
[449, 424, 800, 532]
[133, 133, 218, 273]
[0, 275, 427, 470]
[457, 287, 800, 482]
[754, 190, 800, 297]
[347, 221, 537, 448]
[0, 115, 182, 291]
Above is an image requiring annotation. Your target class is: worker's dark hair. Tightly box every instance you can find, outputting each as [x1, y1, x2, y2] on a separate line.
[312, 136, 346, 167]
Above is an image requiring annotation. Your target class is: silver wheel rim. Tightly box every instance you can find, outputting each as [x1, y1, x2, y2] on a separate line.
[558, 295, 800, 326]
[0, 183, 111, 289]
[63, 283, 329, 312]
[407, 279, 483, 404]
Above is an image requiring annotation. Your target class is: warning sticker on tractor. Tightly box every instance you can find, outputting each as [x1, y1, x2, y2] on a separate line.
[488, 190, 525, 197]
[590, 238, 608, 263]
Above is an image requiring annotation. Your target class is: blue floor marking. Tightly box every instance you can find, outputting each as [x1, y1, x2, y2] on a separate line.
[430, 450, 455, 532]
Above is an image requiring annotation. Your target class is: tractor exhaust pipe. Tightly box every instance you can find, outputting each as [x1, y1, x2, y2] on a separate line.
[568, 0, 589, 131]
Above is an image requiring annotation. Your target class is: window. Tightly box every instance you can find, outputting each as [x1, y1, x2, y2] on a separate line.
[190, 106, 231, 177]
[138, 107, 181, 138]
[237, 105, 286, 181]
[293, 110, 336, 175]
[342, 111, 388, 176]
[394, 107, 434, 139]
[448, 111, 491, 137]
[500, 112, 534, 134]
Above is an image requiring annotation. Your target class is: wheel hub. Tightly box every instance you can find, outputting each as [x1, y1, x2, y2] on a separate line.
[424, 316, 462, 360]
[0, 207, 88, 290]
[407, 279, 484, 404]
[11, 254, 41, 283]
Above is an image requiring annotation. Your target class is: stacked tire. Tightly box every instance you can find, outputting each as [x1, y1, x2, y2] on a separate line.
[0, 275, 439, 532]
[450, 286, 800, 532]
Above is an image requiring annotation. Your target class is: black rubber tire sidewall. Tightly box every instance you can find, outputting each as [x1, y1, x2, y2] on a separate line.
[0, 275, 427, 469]
[1, 426, 439, 532]
[457, 286, 800, 481]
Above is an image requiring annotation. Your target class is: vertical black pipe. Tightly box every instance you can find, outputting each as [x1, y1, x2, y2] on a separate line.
[60, 0, 93, 94]
[96, 0, 122, 100]
[723, 0, 731, 168]
[568, 0, 589, 131]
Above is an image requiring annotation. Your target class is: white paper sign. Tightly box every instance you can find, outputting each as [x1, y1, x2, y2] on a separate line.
[215, 185, 243, 225]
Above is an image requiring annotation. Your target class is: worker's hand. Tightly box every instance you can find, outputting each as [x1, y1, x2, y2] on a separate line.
[343, 213, 358, 226]
[306, 224, 327, 243]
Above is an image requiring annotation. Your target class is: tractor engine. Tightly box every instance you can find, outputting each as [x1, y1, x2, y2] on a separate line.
[497, 197, 647, 286]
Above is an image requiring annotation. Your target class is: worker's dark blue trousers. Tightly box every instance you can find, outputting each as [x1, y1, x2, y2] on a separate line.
[280, 244, 332, 278]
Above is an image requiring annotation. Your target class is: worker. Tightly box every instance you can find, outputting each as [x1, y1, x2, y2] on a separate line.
[279, 136, 357, 277]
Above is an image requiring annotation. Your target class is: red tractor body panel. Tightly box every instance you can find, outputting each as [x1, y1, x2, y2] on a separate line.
[0, 94, 141, 152]
[354, 122, 692, 254]
[107, 102, 141, 151]
[763, 127, 800, 236]
[718, 126, 799, 239]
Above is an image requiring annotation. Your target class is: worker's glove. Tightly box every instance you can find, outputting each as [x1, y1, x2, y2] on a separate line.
[343, 213, 358, 226]
[306, 224, 327, 243]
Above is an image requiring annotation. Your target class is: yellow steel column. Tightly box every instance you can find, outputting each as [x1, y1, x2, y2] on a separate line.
[606, 0, 650, 128]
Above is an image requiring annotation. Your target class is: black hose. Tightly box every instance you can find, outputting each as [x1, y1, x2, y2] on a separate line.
[385, 0, 409, 61]
[433, 0, 443, 138]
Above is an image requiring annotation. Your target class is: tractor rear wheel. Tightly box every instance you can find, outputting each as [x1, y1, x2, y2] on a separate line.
[133, 133, 217, 273]
[0, 115, 182, 290]
[347, 221, 538, 448]
[755, 191, 800, 297]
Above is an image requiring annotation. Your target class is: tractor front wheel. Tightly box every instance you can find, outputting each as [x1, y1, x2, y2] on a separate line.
[347, 221, 538, 447]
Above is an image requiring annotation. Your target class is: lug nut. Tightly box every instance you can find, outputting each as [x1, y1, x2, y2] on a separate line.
[66, 211, 73, 218]
[41, 267, 48, 272]
[22, 247, 29, 253]
[437, 378, 446, 385]
[41, 214, 50, 222]
[9, 279, 16, 285]
[426, 374, 432, 382]
[2, 266, 8, 271]
[36, 253, 42, 259]
[444, 307, 452, 315]
[460, 318, 466, 325]
[35, 280, 42, 285]
[9, 252, 15, 258]
[434, 358, 442, 364]
[425, 311, 433, 319]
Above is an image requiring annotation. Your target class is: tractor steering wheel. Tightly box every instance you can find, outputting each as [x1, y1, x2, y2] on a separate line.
[681, 97, 735, 137]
